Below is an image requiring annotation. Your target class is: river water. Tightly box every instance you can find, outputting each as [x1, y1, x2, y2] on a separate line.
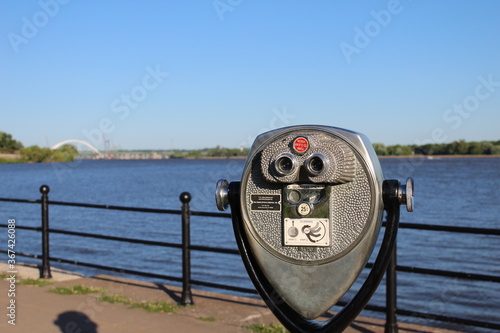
[0, 157, 498, 331]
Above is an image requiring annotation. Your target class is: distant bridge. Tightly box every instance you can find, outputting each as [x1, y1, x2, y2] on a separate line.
[51, 139, 102, 157]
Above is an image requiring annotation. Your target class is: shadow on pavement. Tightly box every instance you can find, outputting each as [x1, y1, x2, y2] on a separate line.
[54, 311, 98, 333]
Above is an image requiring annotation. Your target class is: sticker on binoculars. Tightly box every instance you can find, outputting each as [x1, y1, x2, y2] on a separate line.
[284, 218, 330, 246]
[250, 194, 281, 211]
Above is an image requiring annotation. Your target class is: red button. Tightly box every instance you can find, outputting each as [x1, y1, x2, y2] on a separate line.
[293, 137, 309, 153]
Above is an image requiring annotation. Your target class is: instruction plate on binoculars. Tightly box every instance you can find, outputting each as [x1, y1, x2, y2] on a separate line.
[284, 218, 330, 246]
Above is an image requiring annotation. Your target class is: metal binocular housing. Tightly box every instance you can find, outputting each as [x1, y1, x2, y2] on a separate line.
[216, 125, 413, 333]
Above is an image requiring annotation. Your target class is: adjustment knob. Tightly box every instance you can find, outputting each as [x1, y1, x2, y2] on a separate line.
[215, 179, 230, 211]
[400, 177, 414, 212]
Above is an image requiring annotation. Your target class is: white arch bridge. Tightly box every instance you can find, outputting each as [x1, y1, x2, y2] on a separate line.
[51, 139, 102, 157]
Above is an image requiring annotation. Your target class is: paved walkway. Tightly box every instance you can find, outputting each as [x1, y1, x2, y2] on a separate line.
[0, 263, 463, 333]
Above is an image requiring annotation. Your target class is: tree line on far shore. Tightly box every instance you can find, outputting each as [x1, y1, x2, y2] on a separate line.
[174, 140, 500, 158]
[373, 139, 500, 156]
[19, 145, 79, 163]
[142, 139, 500, 159]
[1, 131, 499, 163]
[0, 131, 78, 163]
[170, 146, 250, 158]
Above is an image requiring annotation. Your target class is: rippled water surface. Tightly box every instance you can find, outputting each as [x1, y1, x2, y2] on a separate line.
[0, 157, 498, 332]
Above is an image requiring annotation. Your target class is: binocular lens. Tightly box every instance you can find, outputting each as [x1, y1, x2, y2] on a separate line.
[306, 153, 329, 176]
[309, 157, 324, 173]
[275, 153, 298, 176]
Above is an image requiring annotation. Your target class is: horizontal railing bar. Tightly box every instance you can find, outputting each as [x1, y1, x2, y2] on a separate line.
[0, 224, 254, 256]
[3, 224, 498, 283]
[337, 301, 500, 330]
[0, 225, 183, 248]
[0, 224, 40, 231]
[0, 197, 229, 218]
[0, 250, 41, 259]
[4, 250, 256, 294]
[48, 256, 184, 283]
[190, 244, 239, 255]
[48, 228, 184, 249]
[54, 257, 258, 296]
[49, 228, 240, 255]
[396, 265, 500, 283]
[395, 308, 500, 330]
[190, 279, 258, 295]
[1, 251, 250, 293]
[190, 210, 232, 218]
[0, 225, 240, 255]
[47, 200, 182, 215]
[384, 221, 500, 236]
[1, 196, 498, 235]
[3, 224, 498, 282]
[0, 197, 39, 204]
[365, 261, 499, 283]
[336, 299, 386, 313]
[2, 220, 498, 240]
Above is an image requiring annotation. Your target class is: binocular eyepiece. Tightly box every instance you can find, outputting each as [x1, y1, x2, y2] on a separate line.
[274, 152, 330, 178]
[305, 153, 329, 175]
[274, 153, 298, 176]
[261, 132, 357, 186]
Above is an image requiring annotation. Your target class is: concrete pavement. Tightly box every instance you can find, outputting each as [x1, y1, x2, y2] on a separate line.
[0, 262, 462, 333]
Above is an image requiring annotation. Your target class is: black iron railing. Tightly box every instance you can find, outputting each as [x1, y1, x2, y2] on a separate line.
[0, 185, 499, 331]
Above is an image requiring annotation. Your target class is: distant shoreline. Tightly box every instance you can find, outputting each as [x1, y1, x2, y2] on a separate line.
[0, 153, 21, 160]
[1, 154, 499, 164]
[377, 154, 500, 159]
[186, 154, 500, 160]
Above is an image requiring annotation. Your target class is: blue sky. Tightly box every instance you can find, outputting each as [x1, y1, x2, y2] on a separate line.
[1, 1, 499, 150]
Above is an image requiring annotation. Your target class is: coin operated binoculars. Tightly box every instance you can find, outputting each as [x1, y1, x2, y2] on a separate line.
[215, 125, 413, 333]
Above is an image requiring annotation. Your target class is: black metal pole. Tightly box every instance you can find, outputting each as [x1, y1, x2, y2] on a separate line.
[385, 242, 398, 333]
[40, 185, 52, 279]
[180, 192, 193, 305]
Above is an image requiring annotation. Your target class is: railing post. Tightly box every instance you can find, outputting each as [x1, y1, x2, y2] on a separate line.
[385, 242, 398, 333]
[40, 185, 52, 279]
[180, 192, 193, 305]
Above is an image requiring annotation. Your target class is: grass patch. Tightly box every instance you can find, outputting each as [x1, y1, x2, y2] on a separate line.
[198, 316, 217, 322]
[49, 285, 107, 295]
[0, 273, 10, 279]
[130, 301, 180, 313]
[98, 294, 180, 314]
[19, 278, 53, 287]
[243, 323, 288, 333]
[98, 294, 131, 304]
